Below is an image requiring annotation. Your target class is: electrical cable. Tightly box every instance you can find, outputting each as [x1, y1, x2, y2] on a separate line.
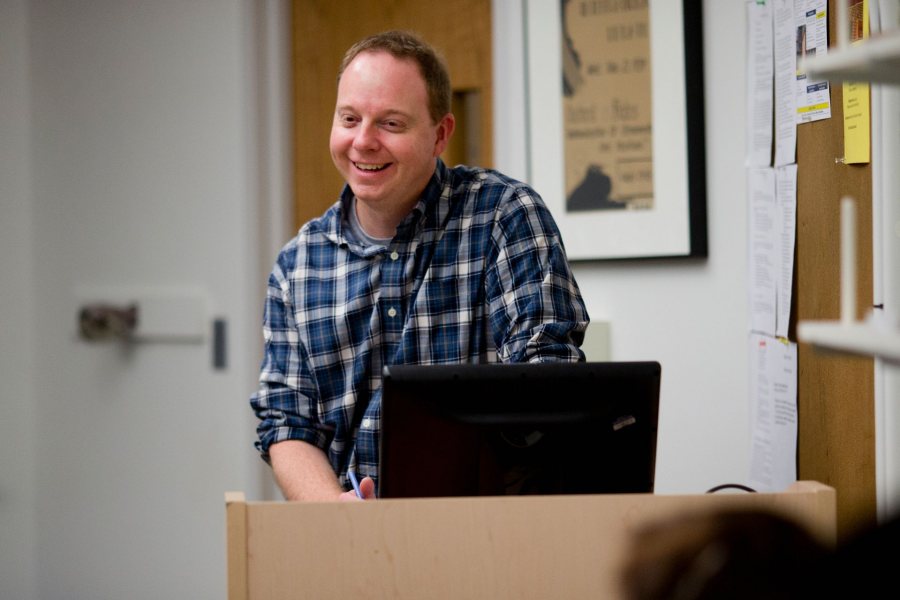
[705, 483, 757, 494]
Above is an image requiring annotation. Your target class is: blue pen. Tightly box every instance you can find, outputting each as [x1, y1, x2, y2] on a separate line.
[348, 470, 363, 499]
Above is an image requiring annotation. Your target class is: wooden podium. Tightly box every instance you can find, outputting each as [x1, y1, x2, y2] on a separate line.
[226, 481, 835, 600]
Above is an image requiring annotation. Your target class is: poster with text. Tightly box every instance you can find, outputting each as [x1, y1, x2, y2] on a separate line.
[562, 0, 653, 213]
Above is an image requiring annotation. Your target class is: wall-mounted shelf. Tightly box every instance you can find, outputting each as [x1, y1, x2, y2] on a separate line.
[796, 7, 900, 365]
[797, 198, 900, 364]
[804, 31, 900, 85]
[798, 318, 900, 364]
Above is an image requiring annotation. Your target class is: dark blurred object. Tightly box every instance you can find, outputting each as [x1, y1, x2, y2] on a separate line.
[823, 511, 900, 598]
[619, 508, 829, 600]
[78, 303, 138, 341]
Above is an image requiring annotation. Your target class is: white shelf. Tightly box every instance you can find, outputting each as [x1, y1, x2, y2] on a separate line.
[797, 319, 900, 364]
[803, 32, 900, 85]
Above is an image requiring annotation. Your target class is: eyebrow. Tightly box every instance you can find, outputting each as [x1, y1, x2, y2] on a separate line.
[335, 105, 414, 120]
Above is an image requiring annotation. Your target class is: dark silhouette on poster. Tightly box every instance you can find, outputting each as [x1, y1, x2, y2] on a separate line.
[566, 164, 626, 212]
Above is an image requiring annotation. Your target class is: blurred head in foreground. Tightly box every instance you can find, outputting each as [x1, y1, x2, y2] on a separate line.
[619, 508, 829, 600]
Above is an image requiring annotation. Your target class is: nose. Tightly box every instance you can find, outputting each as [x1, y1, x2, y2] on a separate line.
[352, 121, 380, 152]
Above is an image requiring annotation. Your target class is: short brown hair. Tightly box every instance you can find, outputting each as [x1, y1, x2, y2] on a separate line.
[337, 30, 452, 124]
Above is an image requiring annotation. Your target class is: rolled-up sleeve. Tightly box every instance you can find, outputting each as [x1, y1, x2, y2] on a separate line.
[487, 186, 589, 364]
[250, 257, 328, 461]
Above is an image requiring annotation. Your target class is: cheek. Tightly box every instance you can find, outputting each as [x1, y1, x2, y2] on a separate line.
[329, 128, 349, 155]
[418, 132, 440, 158]
[397, 136, 436, 163]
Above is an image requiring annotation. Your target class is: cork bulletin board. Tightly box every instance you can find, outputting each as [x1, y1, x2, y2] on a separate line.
[795, 0, 875, 540]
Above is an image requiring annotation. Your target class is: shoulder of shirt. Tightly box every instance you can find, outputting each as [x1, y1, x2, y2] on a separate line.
[445, 164, 546, 213]
[298, 200, 341, 240]
[446, 164, 529, 191]
[274, 200, 342, 266]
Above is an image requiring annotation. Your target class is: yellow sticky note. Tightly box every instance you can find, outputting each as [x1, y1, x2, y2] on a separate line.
[844, 81, 870, 164]
[843, 0, 870, 164]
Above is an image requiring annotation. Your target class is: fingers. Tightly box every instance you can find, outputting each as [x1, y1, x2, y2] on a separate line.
[359, 476, 376, 500]
[338, 476, 376, 501]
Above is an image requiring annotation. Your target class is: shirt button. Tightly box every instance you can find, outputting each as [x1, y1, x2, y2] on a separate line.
[390, 251, 400, 260]
[387, 307, 397, 318]
[361, 418, 372, 429]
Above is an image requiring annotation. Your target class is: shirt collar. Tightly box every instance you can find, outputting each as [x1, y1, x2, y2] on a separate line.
[401, 158, 449, 233]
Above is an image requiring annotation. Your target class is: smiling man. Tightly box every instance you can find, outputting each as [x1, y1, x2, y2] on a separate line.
[329, 46, 454, 238]
[250, 30, 589, 502]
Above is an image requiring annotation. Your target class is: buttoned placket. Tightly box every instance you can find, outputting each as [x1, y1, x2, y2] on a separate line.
[378, 243, 406, 364]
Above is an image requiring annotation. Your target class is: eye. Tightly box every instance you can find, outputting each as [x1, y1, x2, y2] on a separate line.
[382, 119, 405, 132]
[338, 113, 359, 127]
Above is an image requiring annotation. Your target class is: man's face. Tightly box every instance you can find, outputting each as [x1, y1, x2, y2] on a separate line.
[330, 51, 453, 219]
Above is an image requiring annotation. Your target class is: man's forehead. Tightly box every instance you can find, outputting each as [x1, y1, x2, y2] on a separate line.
[336, 52, 427, 110]
[344, 50, 421, 78]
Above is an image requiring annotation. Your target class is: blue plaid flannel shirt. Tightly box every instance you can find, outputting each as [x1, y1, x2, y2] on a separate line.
[250, 160, 589, 495]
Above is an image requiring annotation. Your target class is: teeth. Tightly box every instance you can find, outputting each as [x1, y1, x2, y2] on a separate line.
[355, 162, 386, 171]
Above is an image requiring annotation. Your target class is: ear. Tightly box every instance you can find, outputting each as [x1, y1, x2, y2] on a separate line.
[432, 113, 456, 157]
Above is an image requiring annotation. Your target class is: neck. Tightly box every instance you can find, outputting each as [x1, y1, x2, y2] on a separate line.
[354, 197, 417, 239]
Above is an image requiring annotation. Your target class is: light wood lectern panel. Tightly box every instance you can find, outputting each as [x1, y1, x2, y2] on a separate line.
[226, 481, 835, 600]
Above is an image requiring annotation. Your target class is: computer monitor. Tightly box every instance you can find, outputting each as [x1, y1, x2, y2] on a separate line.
[379, 361, 661, 499]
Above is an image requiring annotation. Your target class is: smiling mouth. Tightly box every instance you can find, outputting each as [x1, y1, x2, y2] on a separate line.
[353, 162, 390, 172]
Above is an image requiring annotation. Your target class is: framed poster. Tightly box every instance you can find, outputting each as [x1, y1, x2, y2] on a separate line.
[525, 0, 707, 260]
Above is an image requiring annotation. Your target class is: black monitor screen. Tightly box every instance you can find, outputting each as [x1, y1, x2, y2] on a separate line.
[379, 361, 661, 499]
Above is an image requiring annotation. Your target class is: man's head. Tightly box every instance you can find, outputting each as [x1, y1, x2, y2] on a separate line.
[337, 30, 452, 125]
[330, 31, 455, 235]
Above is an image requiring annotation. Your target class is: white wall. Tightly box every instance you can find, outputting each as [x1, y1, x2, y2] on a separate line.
[873, 3, 900, 521]
[2, 0, 750, 597]
[0, 1, 38, 597]
[493, 0, 751, 493]
[1, 0, 282, 597]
